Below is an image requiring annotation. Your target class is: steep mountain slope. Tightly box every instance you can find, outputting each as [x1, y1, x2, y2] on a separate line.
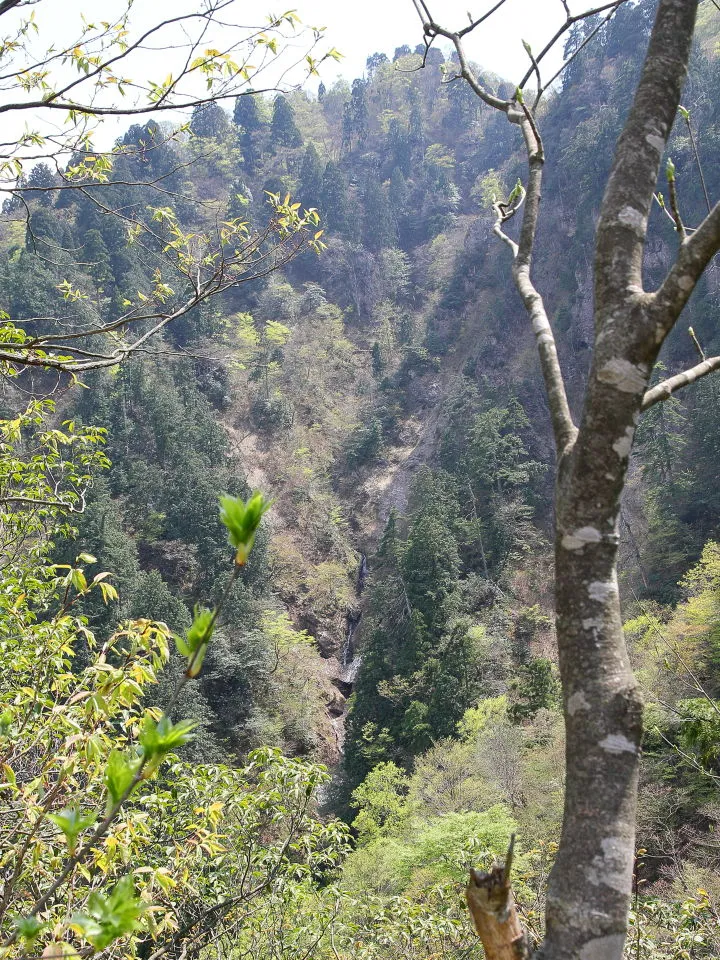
[1, 0, 718, 785]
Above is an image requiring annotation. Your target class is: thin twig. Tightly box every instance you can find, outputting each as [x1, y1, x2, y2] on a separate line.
[681, 110, 711, 214]
[667, 176, 687, 240]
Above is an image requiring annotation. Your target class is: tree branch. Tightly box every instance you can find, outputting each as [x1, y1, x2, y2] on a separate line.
[537, 6, 620, 102]
[517, 0, 629, 90]
[641, 355, 720, 410]
[0, 0, 25, 16]
[511, 114, 576, 454]
[492, 194, 522, 257]
[595, 0, 698, 319]
[459, 0, 510, 37]
[415, 4, 510, 112]
[649, 201, 720, 340]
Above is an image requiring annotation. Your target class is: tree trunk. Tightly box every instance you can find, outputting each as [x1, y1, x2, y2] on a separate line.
[546, 433, 644, 960]
[413, 1, 720, 956]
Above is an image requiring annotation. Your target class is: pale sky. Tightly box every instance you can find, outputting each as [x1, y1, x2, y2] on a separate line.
[1, 0, 594, 157]
[299, 0, 582, 90]
[15, 0, 589, 87]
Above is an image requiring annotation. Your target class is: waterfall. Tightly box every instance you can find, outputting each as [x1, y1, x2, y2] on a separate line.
[357, 552, 368, 594]
[341, 613, 360, 667]
[339, 553, 368, 684]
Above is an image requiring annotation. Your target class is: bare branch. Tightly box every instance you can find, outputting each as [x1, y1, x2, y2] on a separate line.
[0, 0, 25, 16]
[650, 201, 720, 340]
[538, 6, 619, 100]
[492, 189, 524, 257]
[517, 0, 629, 90]
[522, 43, 543, 110]
[681, 108, 712, 214]
[595, 0, 698, 320]
[689, 326, 706, 360]
[511, 114, 576, 453]
[466, 835, 530, 960]
[459, 0, 511, 37]
[419, 7, 575, 453]
[415, 4, 510, 112]
[0, 495, 86, 510]
[666, 165, 686, 240]
[641, 355, 720, 410]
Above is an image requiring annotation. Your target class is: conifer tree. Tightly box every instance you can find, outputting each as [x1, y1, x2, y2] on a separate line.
[299, 143, 324, 210]
[271, 94, 303, 148]
[190, 101, 229, 139]
[362, 176, 397, 251]
[233, 93, 263, 131]
[320, 161, 352, 236]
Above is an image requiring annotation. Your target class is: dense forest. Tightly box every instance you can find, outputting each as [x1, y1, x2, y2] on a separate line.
[0, 0, 719, 957]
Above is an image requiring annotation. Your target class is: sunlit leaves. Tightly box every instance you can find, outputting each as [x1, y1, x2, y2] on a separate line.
[139, 715, 197, 775]
[104, 751, 141, 810]
[57, 279, 88, 302]
[175, 606, 215, 677]
[70, 876, 145, 949]
[264, 191, 327, 253]
[0, 400, 109, 558]
[48, 808, 98, 855]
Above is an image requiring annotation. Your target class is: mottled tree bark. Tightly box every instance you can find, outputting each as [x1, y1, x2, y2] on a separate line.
[412, 1, 720, 957]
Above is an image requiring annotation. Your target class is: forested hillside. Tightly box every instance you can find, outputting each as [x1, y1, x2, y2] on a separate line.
[1, 0, 720, 957]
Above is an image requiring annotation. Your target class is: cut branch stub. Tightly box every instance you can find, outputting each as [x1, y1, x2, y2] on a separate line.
[465, 840, 530, 960]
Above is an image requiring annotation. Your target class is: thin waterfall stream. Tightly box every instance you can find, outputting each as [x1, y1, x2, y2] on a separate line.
[328, 553, 368, 761]
[339, 553, 367, 684]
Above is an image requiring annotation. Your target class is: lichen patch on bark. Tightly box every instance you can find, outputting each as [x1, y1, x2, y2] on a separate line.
[579, 933, 626, 960]
[599, 734, 637, 754]
[561, 527, 602, 550]
[596, 358, 648, 393]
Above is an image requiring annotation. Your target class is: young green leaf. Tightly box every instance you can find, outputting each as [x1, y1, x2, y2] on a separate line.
[219, 491, 273, 565]
[139, 715, 197, 774]
[70, 875, 145, 949]
[175, 605, 215, 676]
[104, 751, 141, 810]
[48, 807, 98, 854]
[13, 915, 44, 945]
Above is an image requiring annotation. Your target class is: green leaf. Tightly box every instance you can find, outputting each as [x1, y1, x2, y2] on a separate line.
[104, 751, 140, 810]
[0, 710, 13, 737]
[507, 179, 523, 204]
[176, 606, 214, 676]
[666, 157, 676, 182]
[140, 715, 197, 772]
[13, 915, 44, 944]
[219, 491, 273, 565]
[48, 807, 98, 853]
[71, 875, 145, 949]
